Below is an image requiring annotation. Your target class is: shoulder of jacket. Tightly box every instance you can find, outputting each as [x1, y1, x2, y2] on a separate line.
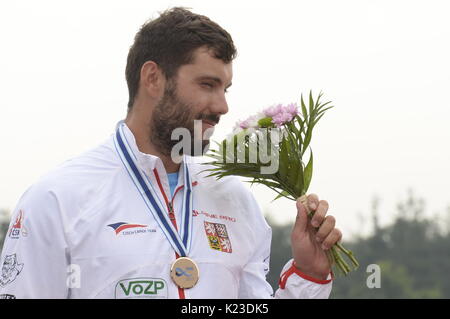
[9, 137, 121, 235]
[24, 136, 120, 204]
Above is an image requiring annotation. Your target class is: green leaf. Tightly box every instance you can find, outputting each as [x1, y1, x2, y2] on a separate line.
[289, 162, 301, 196]
[302, 127, 312, 157]
[222, 139, 227, 163]
[316, 101, 333, 113]
[285, 127, 299, 155]
[294, 165, 304, 198]
[272, 190, 291, 202]
[278, 139, 289, 181]
[258, 180, 283, 189]
[288, 121, 300, 137]
[284, 132, 301, 190]
[301, 94, 308, 121]
[309, 90, 314, 115]
[317, 105, 334, 117]
[315, 91, 324, 106]
[295, 115, 306, 140]
[312, 113, 325, 127]
[303, 149, 313, 193]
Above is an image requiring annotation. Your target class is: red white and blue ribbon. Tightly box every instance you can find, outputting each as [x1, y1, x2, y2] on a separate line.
[113, 122, 193, 257]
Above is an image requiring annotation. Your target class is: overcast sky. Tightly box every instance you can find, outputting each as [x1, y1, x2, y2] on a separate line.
[1, 0, 449, 239]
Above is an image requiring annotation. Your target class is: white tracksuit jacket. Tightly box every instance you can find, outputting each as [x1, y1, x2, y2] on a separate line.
[0, 122, 332, 299]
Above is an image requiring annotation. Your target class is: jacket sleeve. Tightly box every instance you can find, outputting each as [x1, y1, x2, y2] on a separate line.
[274, 259, 333, 299]
[237, 209, 274, 299]
[236, 186, 332, 299]
[0, 183, 70, 299]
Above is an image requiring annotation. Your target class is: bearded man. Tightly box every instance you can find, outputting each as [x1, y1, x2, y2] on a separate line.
[0, 7, 341, 299]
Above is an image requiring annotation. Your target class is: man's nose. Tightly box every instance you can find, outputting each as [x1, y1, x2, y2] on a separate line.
[211, 93, 229, 116]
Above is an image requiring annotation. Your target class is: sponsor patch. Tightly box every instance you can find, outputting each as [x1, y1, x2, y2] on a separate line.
[107, 222, 156, 236]
[115, 278, 168, 299]
[204, 221, 233, 253]
[1, 254, 24, 287]
[8, 210, 28, 239]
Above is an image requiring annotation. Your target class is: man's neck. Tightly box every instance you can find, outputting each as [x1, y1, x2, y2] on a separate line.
[124, 117, 181, 174]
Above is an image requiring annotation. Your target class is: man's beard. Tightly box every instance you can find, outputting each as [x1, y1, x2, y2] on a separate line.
[150, 80, 220, 158]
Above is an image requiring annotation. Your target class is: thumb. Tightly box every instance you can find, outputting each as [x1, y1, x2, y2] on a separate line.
[294, 197, 309, 234]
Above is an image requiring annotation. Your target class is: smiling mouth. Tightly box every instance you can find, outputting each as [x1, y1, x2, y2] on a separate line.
[202, 120, 217, 127]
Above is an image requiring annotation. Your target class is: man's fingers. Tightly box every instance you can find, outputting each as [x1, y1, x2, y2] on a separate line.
[306, 193, 320, 211]
[315, 215, 335, 242]
[311, 200, 329, 228]
[294, 197, 308, 234]
[321, 228, 342, 250]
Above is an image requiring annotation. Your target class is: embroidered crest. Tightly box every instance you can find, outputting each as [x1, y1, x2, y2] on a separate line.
[8, 210, 28, 239]
[204, 221, 232, 253]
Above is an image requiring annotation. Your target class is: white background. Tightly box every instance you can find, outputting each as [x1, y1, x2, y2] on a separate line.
[1, 0, 449, 239]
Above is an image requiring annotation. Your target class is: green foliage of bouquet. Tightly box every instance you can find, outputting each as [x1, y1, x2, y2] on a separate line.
[204, 91, 359, 276]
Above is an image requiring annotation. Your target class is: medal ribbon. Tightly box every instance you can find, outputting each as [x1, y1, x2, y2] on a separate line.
[113, 123, 193, 257]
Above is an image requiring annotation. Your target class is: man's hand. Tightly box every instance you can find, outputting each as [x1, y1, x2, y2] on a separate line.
[291, 194, 342, 280]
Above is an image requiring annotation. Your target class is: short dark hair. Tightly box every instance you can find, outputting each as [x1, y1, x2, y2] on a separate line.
[125, 7, 237, 110]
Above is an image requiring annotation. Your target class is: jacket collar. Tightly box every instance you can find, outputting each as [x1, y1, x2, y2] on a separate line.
[115, 120, 199, 184]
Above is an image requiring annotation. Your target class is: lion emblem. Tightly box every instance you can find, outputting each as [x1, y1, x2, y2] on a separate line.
[0, 254, 24, 287]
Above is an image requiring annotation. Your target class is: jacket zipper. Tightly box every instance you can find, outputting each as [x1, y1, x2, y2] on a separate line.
[153, 169, 186, 299]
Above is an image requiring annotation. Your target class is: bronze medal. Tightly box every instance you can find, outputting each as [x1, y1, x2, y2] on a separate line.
[170, 257, 199, 289]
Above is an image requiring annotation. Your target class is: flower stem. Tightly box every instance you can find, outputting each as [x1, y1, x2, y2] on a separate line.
[299, 195, 359, 276]
[336, 242, 359, 268]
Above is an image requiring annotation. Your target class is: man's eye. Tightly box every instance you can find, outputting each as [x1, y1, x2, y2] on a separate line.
[201, 83, 213, 89]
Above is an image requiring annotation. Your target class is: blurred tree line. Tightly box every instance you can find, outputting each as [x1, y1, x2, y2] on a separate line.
[0, 209, 9, 251]
[266, 191, 450, 298]
[0, 191, 449, 298]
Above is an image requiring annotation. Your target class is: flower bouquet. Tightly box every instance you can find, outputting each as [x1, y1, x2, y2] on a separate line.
[203, 91, 359, 276]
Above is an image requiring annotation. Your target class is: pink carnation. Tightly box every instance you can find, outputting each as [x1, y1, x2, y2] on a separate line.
[272, 111, 294, 127]
[285, 103, 299, 116]
[238, 119, 251, 129]
[263, 104, 283, 117]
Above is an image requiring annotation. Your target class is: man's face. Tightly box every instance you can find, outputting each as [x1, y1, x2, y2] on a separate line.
[150, 47, 233, 157]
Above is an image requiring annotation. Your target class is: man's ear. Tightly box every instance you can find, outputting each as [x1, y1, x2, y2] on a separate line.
[139, 61, 165, 98]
